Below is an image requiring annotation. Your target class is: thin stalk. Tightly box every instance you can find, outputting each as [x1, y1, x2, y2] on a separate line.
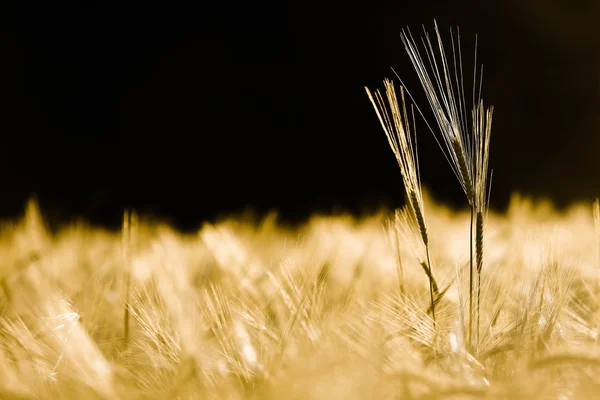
[476, 269, 481, 349]
[394, 228, 405, 297]
[475, 209, 484, 349]
[419, 260, 440, 296]
[468, 204, 474, 350]
[408, 190, 436, 325]
[123, 270, 131, 347]
[426, 246, 436, 325]
[123, 211, 131, 348]
[122, 210, 137, 348]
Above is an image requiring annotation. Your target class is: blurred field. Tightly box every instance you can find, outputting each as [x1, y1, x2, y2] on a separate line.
[1, 194, 600, 399]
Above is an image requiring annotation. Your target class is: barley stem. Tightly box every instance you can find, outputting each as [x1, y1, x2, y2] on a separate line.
[394, 228, 405, 296]
[468, 204, 474, 350]
[419, 260, 440, 296]
[425, 246, 437, 347]
[123, 277, 131, 347]
[122, 210, 137, 348]
[475, 209, 484, 348]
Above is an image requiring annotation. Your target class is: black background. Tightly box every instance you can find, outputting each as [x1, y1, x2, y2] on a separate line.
[1, 1, 599, 230]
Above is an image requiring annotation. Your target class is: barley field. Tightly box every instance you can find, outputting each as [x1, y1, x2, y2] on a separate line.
[1, 194, 599, 399]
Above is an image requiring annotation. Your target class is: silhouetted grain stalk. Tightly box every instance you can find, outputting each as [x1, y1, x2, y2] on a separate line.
[474, 103, 493, 348]
[390, 221, 405, 296]
[369, 20, 495, 350]
[122, 209, 138, 348]
[452, 138, 477, 347]
[366, 81, 439, 327]
[409, 189, 439, 322]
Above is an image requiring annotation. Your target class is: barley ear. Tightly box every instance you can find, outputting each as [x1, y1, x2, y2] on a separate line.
[475, 210, 484, 274]
[452, 137, 474, 205]
[409, 190, 428, 246]
[366, 79, 437, 327]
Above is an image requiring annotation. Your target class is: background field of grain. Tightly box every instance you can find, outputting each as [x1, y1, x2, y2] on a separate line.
[0, 194, 598, 399]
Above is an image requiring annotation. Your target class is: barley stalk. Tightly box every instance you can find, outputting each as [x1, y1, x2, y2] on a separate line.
[469, 205, 475, 347]
[366, 80, 437, 325]
[419, 261, 439, 296]
[393, 223, 405, 296]
[122, 209, 138, 348]
[475, 209, 484, 346]
[399, 21, 494, 350]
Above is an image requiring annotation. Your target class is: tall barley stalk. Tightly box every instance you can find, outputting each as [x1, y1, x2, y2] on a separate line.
[397, 21, 494, 350]
[473, 102, 493, 346]
[365, 80, 438, 324]
[122, 209, 139, 348]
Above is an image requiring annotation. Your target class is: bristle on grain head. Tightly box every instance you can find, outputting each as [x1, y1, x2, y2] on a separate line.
[394, 20, 496, 350]
[411, 194, 429, 245]
[452, 137, 474, 205]
[366, 81, 428, 242]
[365, 80, 421, 200]
[397, 20, 494, 209]
[366, 77, 442, 324]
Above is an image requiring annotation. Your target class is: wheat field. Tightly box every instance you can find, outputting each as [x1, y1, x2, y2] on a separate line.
[0, 195, 598, 399]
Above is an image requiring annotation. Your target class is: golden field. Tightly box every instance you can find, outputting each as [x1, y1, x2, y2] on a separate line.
[0, 194, 599, 399]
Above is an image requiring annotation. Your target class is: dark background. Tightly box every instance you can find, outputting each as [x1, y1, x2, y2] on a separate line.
[0, 1, 599, 230]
